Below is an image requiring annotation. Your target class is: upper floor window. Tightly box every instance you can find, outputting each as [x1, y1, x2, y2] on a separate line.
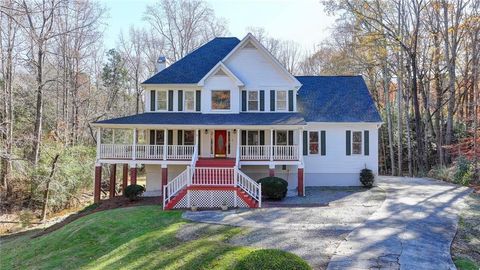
[184, 91, 195, 111]
[157, 91, 167, 111]
[352, 131, 362, 155]
[211, 90, 230, 110]
[248, 91, 259, 111]
[276, 90, 287, 111]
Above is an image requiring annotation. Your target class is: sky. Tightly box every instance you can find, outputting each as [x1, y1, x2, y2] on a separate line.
[102, 0, 338, 50]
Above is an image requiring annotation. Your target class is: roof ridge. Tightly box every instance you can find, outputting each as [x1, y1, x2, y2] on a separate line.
[295, 75, 362, 77]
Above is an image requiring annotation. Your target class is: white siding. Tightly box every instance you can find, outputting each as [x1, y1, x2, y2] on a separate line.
[202, 75, 240, 113]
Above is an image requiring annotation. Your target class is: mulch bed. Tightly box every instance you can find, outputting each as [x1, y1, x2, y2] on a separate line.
[32, 196, 162, 238]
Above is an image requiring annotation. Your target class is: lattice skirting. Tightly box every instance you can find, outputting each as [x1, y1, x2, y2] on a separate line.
[173, 190, 250, 209]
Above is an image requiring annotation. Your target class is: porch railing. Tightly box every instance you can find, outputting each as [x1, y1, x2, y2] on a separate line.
[239, 145, 299, 161]
[163, 166, 191, 209]
[192, 167, 235, 186]
[99, 144, 194, 160]
[167, 145, 194, 160]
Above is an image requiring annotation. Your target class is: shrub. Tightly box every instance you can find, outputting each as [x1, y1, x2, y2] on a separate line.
[235, 249, 311, 270]
[454, 156, 474, 186]
[360, 168, 375, 188]
[427, 165, 452, 182]
[257, 176, 288, 200]
[124, 184, 145, 201]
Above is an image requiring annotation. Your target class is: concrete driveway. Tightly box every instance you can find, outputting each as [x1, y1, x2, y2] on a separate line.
[182, 177, 471, 269]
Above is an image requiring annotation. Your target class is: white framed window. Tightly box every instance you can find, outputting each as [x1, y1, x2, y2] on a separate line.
[309, 131, 319, 154]
[276, 130, 288, 145]
[211, 90, 231, 110]
[247, 131, 260, 145]
[248, 90, 259, 111]
[154, 130, 165, 145]
[276, 90, 287, 111]
[156, 90, 167, 111]
[352, 131, 362, 155]
[183, 130, 195, 145]
[184, 91, 195, 111]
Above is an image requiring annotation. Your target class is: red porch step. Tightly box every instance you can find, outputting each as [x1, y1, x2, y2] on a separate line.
[164, 189, 187, 210]
[195, 158, 235, 167]
[236, 189, 259, 208]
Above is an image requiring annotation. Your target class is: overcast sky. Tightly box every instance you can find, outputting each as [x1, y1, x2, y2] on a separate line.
[102, 0, 337, 50]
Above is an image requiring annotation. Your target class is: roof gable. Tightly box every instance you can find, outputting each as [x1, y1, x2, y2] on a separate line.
[198, 62, 244, 86]
[296, 76, 382, 122]
[142, 37, 240, 84]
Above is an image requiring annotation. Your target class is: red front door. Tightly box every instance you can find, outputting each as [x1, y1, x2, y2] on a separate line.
[214, 130, 227, 157]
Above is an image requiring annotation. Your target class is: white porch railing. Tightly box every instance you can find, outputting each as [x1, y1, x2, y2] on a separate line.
[163, 166, 191, 209]
[99, 144, 194, 160]
[192, 167, 235, 186]
[239, 145, 299, 161]
[236, 167, 262, 207]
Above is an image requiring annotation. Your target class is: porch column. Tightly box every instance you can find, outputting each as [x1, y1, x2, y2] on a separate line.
[122, 164, 129, 193]
[94, 164, 102, 203]
[269, 164, 275, 177]
[270, 129, 274, 161]
[236, 129, 241, 166]
[132, 128, 137, 160]
[297, 166, 304, 196]
[96, 127, 101, 159]
[109, 164, 116, 198]
[163, 128, 167, 161]
[130, 164, 137, 185]
[161, 165, 168, 189]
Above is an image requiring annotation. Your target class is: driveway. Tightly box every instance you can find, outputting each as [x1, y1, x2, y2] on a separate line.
[182, 177, 471, 269]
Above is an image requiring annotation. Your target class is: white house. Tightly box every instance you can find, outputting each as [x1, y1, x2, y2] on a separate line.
[91, 33, 382, 210]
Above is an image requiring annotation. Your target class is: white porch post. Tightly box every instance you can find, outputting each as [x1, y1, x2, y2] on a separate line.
[132, 128, 137, 160]
[237, 129, 241, 164]
[96, 127, 101, 160]
[112, 129, 115, 144]
[270, 128, 274, 161]
[195, 129, 199, 151]
[163, 128, 167, 160]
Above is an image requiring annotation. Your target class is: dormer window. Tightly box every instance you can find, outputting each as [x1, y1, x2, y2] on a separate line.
[276, 90, 287, 111]
[248, 91, 259, 111]
[211, 90, 231, 110]
[156, 91, 167, 111]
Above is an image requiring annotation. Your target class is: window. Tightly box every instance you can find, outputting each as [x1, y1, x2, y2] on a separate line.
[276, 90, 287, 111]
[276, 130, 288, 145]
[248, 91, 259, 111]
[183, 130, 195, 145]
[352, 131, 362, 155]
[156, 91, 167, 110]
[211, 90, 230, 110]
[184, 91, 195, 111]
[247, 131, 259, 145]
[155, 130, 165, 145]
[309, 131, 319, 154]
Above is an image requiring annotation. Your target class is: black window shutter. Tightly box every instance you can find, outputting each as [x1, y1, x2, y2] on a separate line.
[303, 131, 308, 156]
[346, 130, 351, 156]
[259, 130, 265, 145]
[150, 91, 156, 111]
[177, 130, 183, 145]
[270, 90, 275, 111]
[260, 90, 265, 111]
[321, 130, 326, 156]
[272, 130, 276, 145]
[241, 130, 247, 145]
[168, 90, 174, 111]
[288, 130, 293, 145]
[198, 130, 201, 152]
[149, 130, 155, 145]
[288, 90, 294, 111]
[167, 130, 173, 145]
[196, 90, 201, 111]
[241, 91, 247, 111]
[364, 130, 369, 156]
[178, 90, 183, 111]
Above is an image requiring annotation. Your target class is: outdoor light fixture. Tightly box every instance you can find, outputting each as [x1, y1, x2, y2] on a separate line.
[233, 129, 237, 134]
[204, 129, 208, 134]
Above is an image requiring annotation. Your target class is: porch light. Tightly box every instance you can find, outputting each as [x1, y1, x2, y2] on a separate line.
[233, 129, 237, 134]
[204, 129, 208, 134]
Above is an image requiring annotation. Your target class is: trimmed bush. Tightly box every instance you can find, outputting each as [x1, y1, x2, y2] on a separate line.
[360, 168, 375, 188]
[257, 176, 288, 200]
[235, 249, 311, 270]
[454, 156, 474, 186]
[124, 184, 145, 201]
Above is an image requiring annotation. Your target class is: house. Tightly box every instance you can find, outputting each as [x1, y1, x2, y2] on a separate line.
[91, 33, 382, 210]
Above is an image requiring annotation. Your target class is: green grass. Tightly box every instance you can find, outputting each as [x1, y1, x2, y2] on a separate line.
[0, 206, 310, 270]
[455, 258, 479, 270]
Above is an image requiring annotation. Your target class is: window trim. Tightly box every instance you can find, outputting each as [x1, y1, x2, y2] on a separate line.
[308, 131, 319, 155]
[275, 130, 288, 145]
[183, 90, 196, 112]
[152, 130, 165, 145]
[247, 90, 259, 111]
[182, 130, 195, 145]
[156, 90, 168, 111]
[276, 90, 288, 111]
[211, 90, 231, 111]
[351, 130, 363, 155]
[245, 130, 260, 146]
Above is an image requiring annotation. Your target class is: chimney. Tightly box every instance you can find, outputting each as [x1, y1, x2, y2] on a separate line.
[156, 56, 167, 72]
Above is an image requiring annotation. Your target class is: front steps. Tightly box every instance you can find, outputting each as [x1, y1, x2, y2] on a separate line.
[195, 158, 235, 167]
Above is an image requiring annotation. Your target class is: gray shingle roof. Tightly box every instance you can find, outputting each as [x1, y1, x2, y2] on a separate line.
[296, 76, 382, 122]
[94, 113, 305, 126]
[142, 37, 241, 84]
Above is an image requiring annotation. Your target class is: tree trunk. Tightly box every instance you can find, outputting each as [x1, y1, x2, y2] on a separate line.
[41, 154, 60, 222]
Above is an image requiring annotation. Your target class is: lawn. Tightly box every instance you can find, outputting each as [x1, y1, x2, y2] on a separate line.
[0, 206, 310, 270]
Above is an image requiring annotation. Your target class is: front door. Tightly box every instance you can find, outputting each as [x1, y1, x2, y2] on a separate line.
[214, 130, 227, 157]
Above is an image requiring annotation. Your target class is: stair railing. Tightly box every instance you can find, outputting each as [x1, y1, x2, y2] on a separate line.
[235, 168, 262, 207]
[163, 166, 192, 209]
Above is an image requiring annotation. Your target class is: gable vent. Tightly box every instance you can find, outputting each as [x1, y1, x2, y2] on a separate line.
[243, 41, 257, 49]
[214, 69, 227, 76]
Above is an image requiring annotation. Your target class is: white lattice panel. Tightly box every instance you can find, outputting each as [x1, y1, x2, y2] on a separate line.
[171, 190, 253, 209]
[173, 193, 189, 209]
[236, 193, 249, 208]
